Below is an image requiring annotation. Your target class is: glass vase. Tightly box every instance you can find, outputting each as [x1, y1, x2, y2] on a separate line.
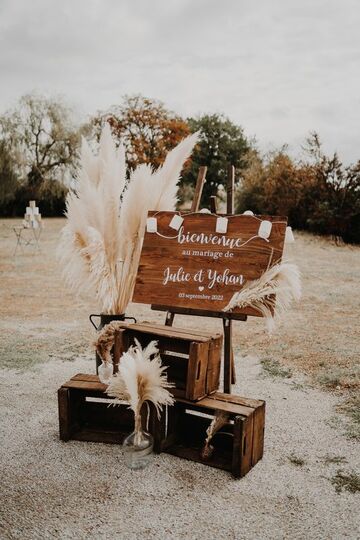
[123, 430, 154, 470]
[98, 361, 113, 384]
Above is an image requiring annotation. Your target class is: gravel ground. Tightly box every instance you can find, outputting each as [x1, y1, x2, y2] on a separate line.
[1, 354, 359, 540]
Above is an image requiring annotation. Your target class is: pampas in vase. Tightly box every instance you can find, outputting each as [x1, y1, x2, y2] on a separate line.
[224, 261, 301, 332]
[58, 124, 198, 315]
[106, 339, 174, 469]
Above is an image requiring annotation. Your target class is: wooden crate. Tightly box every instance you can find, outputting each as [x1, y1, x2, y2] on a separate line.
[151, 392, 265, 478]
[58, 374, 148, 444]
[113, 322, 223, 401]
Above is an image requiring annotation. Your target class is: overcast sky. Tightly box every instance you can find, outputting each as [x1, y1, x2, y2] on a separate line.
[1, 0, 359, 162]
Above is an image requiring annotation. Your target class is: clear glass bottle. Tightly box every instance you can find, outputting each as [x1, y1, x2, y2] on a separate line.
[123, 429, 154, 470]
[98, 361, 113, 384]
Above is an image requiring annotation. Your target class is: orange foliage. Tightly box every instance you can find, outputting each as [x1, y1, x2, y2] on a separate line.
[95, 95, 191, 171]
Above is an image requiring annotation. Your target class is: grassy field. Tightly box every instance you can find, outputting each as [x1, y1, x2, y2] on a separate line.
[1, 218, 359, 383]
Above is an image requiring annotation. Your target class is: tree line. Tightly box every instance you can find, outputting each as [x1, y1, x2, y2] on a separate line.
[0, 93, 359, 243]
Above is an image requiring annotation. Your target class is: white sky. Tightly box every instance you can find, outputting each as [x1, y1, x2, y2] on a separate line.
[1, 0, 359, 162]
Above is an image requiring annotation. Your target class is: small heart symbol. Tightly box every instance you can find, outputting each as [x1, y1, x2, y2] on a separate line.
[198, 286, 204, 291]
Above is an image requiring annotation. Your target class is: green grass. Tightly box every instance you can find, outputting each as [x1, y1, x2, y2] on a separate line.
[330, 470, 360, 494]
[288, 453, 306, 467]
[261, 358, 292, 379]
[321, 455, 348, 465]
[316, 366, 360, 390]
[0, 334, 91, 370]
[336, 394, 360, 440]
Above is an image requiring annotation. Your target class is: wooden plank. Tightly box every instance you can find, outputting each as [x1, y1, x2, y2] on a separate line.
[62, 380, 108, 392]
[191, 166, 207, 212]
[251, 402, 265, 465]
[226, 170, 236, 389]
[71, 373, 99, 382]
[230, 345, 236, 386]
[232, 413, 254, 478]
[211, 392, 264, 409]
[177, 396, 254, 417]
[133, 211, 287, 314]
[231, 416, 243, 478]
[223, 318, 232, 393]
[148, 322, 222, 340]
[206, 334, 223, 394]
[227, 165, 235, 214]
[114, 321, 211, 342]
[58, 387, 71, 441]
[187, 341, 209, 400]
[152, 305, 247, 321]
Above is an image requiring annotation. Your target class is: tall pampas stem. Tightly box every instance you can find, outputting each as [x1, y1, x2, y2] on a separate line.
[58, 125, 199, 314]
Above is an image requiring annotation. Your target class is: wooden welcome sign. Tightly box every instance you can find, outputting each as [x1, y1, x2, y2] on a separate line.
[133, 211, 287, 316]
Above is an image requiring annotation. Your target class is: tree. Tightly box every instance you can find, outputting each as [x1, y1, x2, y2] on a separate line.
[303, 133, 360, 243]
[0, 94, 82, 190]
[0, 140, 19, 212]
[235, 147, 314, 228]
[182, 114, 251, 206]
[93, 95, 191, 170]
[235, 133, 360, 243]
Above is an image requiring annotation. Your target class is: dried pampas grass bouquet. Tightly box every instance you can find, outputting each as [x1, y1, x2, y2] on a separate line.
[58, 124, 198, 315]
[106, 339, 174, 470]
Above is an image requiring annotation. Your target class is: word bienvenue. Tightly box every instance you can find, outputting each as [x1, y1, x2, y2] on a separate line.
[163, 266, 244, 290]
[177, 226, 243, 249]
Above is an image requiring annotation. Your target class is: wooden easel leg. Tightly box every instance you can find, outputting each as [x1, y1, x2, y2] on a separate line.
[223, 319, 232, 393]
[191, 166, 207, 212]
[227, 164, 236, 386]
[227, 165, 235, 214]
[231, 347, 236, 385]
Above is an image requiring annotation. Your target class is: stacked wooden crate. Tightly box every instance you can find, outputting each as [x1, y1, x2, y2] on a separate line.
[112, 322, 223, 400]
[58, 322, 265, 478]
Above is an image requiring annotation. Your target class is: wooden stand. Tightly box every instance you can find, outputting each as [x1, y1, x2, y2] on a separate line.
[152, 165, 244, 393]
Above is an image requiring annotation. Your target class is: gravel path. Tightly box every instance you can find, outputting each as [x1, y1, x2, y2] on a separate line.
[1, 355, 359, 540]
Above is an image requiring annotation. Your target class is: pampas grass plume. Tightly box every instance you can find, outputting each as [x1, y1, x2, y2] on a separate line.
[58, 126, 199, 314]
[224, 261, 301, 332]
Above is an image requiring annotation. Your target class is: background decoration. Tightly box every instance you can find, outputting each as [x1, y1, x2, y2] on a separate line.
[58, 125, 198, 314]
